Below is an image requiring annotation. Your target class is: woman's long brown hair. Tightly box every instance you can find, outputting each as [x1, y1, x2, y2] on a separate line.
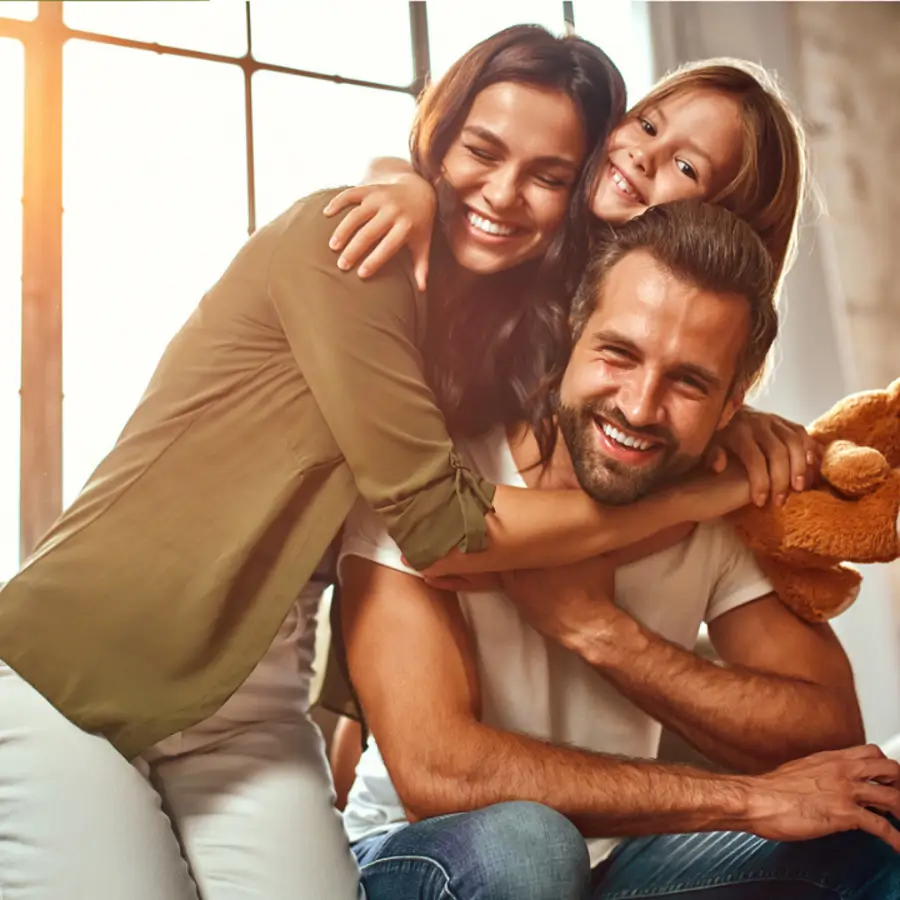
[409, 25, 626, 444]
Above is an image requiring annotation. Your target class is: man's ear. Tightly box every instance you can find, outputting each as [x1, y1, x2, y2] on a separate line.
[715, 387, 746, 432]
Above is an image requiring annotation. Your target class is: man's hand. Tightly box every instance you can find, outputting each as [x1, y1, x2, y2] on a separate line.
[742, 744, 900, 851]
[500, 556, 623, 653]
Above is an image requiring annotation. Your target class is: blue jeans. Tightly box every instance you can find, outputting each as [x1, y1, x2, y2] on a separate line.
[351, 801, 900, 899]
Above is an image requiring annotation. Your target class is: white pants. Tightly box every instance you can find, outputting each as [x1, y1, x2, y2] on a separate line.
[0, 592, 362, 900]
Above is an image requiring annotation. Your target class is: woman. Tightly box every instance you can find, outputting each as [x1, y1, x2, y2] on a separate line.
[324, 56, 814, 512]
[0, 27, 758, 900]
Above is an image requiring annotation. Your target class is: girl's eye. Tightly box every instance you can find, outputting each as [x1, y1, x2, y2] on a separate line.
[638, 117, 656, 136]
[677, 159, 698, 181]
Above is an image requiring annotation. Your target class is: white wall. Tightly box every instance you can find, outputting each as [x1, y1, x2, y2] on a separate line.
[648, 1, 900, 743]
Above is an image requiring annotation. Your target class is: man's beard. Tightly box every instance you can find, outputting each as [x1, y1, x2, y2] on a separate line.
[557, 400, 701, 505]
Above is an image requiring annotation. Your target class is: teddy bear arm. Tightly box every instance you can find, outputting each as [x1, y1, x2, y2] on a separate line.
[758, 555, 861, 622]
[780, 482, 900, 564]
[820, 440, 890, 497]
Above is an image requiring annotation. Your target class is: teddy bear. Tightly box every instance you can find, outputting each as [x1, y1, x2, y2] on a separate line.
[729, 377, 900, 623]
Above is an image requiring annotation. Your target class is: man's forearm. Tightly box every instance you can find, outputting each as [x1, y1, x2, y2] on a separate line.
[571, 612, 861, 773]
[402, 715, 752, 837]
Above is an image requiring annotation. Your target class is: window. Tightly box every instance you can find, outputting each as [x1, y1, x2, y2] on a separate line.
[0, 38, 23, 579]
[63, 0, 246, 55]
[253, 73, 414, 225]
[425, 0, 567, 80]
[250, 2, 412, 87]
[0, 3, 36, 22]
[570, 1, 654, 103]
[61, 41, 247, 502]
[425, 1, 653, 102]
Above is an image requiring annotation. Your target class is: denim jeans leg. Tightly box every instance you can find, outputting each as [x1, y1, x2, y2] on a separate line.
[591, 826, 900, 900]
[353, 801, 591, 900]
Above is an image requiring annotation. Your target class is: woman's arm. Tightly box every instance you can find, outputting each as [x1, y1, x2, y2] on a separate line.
[428, 466, 752, 576]
[323, 158, 435, 291]
[270, 190, 492, 573]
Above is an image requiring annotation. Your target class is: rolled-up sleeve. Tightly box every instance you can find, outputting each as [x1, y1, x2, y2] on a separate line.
[266, 190, 495, 570]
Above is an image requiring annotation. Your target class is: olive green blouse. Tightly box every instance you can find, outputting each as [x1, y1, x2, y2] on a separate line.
[0, 189, 495, 760]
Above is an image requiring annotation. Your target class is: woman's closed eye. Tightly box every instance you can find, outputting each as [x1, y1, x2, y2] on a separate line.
[466, 144, 498, 163]
[534, 171, 571, 190]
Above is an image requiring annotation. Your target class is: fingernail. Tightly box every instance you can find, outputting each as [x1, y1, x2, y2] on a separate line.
[756, 494, 767, 507]
[337, 257, 350, 270]
[776, 493, 786, 507]
[358, 266, 369, 278]
[806, 450, 816, 465]
[323, 205, 333, 216]
[793, 475, 805, 491]
[329, 237, 339, 250]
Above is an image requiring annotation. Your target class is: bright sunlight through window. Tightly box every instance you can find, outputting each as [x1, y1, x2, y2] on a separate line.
[0, 39, 24, 580]
[61, 40, 249, 505]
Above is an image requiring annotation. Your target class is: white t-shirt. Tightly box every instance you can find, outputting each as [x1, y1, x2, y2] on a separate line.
[339, 425, 772, 866]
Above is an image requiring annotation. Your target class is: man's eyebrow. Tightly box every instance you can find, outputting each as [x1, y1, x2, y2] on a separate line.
[462, 124, 581, 172]
[592, 328, 723, 389]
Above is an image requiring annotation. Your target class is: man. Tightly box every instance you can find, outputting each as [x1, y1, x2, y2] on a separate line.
[338, 201, 900, 900]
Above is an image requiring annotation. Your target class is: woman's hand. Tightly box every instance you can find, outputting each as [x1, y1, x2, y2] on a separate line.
[706, 407, 822, 508]
[323, 174, 437, 292]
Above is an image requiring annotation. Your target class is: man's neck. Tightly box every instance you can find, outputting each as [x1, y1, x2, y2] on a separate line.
[506, 420, 581, 492]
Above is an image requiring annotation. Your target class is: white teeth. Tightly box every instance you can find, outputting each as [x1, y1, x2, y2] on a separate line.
[601, 422, 655, 451]
[467, 211, 516, 237]
[612, 170, 635, 197]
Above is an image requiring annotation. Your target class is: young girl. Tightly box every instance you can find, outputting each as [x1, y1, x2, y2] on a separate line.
[325, 57, 816, 518]
[0, 27, 766, 900]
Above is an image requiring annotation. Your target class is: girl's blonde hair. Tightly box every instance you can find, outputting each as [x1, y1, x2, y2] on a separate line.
[631, 58, 808, 297]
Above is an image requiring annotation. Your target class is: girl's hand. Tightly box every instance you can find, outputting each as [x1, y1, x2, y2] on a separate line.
[323, 174, 437, 292]
[676, 461, 753, 522]
[706, 407, 822, 508]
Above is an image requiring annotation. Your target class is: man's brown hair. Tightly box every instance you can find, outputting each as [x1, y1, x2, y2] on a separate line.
[571, 200, 779, 394]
